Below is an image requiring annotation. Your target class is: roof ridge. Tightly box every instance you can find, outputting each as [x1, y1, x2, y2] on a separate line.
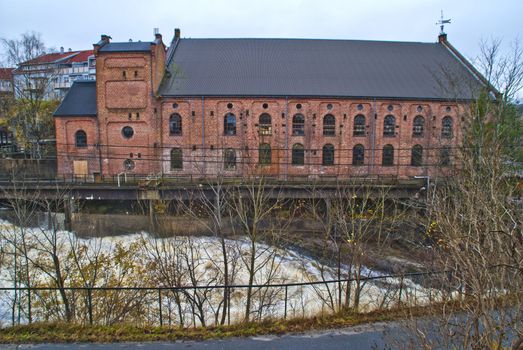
[177, 37, 437, 45]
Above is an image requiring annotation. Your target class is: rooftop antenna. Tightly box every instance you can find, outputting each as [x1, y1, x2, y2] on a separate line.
[436, 10, 451, 35]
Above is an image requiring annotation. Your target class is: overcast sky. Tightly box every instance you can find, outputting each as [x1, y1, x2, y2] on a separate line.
[1, 0, 521, 54]
[1, 0, 522, 96]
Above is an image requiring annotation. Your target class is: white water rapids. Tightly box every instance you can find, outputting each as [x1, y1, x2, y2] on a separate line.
[0, 219, 440, 327]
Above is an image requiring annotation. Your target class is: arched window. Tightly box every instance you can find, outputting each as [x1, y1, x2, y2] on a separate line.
[442, 116, 453, 138]
[353, 115, 365, 136]
[353, 144, 365, 166]
[75, 130, 87, 148]
[383, 115, 395, 136]
[382, 144, 394, 166]
[292, 143, 304, 165]
[259, 143, 271, 165]
[259, 113, 272, 136]
[413, 116, 424, 137]
[411, 145, 423, 166]
[439, 147, 451, 166]
[223, 148, 236, 169]
[323, 114, 335, 136]
[170, 148, 183, 170]
[322, 144, 334, 166]
[292, 114, 305, 136]
[169, 113, 182, 135]
[224, 113, 236, 136]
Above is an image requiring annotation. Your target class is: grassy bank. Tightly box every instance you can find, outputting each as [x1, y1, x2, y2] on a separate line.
[0, 306, 430, 343]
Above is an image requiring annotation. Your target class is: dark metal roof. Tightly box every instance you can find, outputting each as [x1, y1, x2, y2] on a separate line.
[98, 41, 153, 53]
[54, 80, 97, 117]
[159, 38, 483, 100]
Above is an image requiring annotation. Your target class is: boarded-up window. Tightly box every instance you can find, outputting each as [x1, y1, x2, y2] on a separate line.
[171, 148, 183, 170]
[259, 143, 271, 165]
[292, 143, 304, 165]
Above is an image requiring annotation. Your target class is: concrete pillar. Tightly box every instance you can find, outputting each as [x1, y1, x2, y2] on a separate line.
[148, 200, 157, 233]
[64, 198, 75, 232]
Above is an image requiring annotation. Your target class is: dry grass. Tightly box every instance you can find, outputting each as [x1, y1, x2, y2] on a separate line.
[0, 305, 434, 343]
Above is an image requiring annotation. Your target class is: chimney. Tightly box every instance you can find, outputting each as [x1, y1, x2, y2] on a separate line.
[101, 34, 111, 44]
[94, 34, 111, 54]
[438, 33, 447, 43]
[60, 46, 64, 54]
[174, 28, 181, 40]
[154, 28, 162, 41]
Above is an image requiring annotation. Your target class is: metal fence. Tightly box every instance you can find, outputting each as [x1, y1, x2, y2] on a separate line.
[0, 270, 459, 328]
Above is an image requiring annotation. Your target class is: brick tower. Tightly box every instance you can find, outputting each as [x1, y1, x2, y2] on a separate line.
[94, 32, 165, 176]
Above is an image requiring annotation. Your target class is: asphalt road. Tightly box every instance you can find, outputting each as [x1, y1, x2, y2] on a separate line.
[0, 322, 394, 350]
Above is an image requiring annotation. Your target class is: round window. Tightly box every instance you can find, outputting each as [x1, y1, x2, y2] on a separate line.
[296, 103, 302, 110]
[262, 103, 268, 109]
[122, 126, 134, 139]
[123, 159, 135, 171]
[227, 103, 233, 109]
[172, 103, 178, 109]
[387, 105, 393, 111]
[417, 105, 423, 112]
[357, 104, 364, 111]
[327, 103, 333, 110]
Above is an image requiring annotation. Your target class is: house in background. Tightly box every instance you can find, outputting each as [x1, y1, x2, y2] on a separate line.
[12, 48, 95, 100]
[0, 68, 15, 152]
[0, 68, 14, 95]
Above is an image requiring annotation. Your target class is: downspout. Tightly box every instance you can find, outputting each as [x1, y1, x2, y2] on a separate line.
[370, 98, 377, 177]
[426, 106, 432, 179]
[96, 118, 102, 175]
[158, 101, 163, 176]
[284, 96, 289, 180]
[201, 96, 205, 176]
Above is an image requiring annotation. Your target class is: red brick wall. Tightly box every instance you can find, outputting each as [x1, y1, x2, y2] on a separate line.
[55, 116, 99, 176]
[56, 93, 463, 179]
[157, 97, 463, 179]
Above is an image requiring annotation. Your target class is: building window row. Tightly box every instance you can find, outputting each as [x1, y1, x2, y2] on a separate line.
[166, 113, 453, 139]
[163, 145, 453, 172]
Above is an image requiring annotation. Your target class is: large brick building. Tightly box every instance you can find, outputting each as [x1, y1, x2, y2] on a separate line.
[54, 30, 485, 180]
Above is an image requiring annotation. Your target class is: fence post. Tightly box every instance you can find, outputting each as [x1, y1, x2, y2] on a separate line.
[158, 289, 163, 327]
[27, 288, 32, 324]
[87, 288, 93, 325]
[398, 275, 404, 305]
[447, 270, 453, 298]
[284, 285, 288, 320]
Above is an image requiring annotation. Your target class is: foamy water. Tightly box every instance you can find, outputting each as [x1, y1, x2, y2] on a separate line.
[0, 219, 440, 327]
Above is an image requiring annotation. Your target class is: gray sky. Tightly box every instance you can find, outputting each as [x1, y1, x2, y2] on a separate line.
[1, 0, 522, 97]
[1, 0, 521, 55]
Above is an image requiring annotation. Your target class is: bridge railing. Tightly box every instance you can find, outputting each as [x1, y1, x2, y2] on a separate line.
[0, 173, 425, 188]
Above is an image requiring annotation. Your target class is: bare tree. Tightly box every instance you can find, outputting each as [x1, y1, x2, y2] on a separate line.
[1, 32, 59, 158]
[399, 39, 523, 350]
[0, 174, 42, 325]
[304, 182, 407, 314]
[180, 175, 235, 325]
[226, 177, 293, 322]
